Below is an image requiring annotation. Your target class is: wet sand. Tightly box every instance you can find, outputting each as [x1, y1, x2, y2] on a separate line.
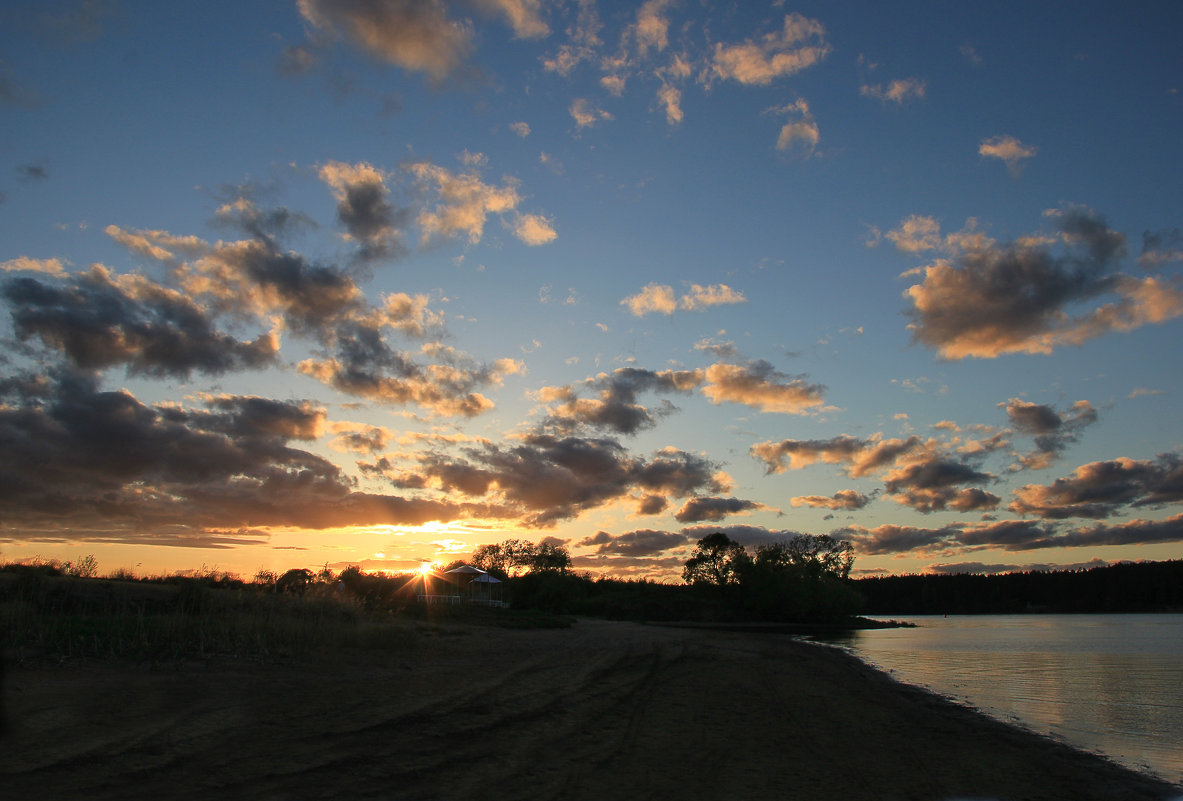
[2, 619, 1179, 800]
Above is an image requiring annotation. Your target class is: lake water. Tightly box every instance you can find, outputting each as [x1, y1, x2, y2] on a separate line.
[839, 614, 1183, 786]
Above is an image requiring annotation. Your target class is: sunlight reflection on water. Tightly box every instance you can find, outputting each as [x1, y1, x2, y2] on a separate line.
[844, 614, 1183, 786]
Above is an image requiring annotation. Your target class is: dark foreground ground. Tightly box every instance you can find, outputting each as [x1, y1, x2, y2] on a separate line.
[2, 619, 1179, 801]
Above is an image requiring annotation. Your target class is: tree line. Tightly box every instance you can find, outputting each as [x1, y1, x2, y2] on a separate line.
[854, 560, 1183, 615]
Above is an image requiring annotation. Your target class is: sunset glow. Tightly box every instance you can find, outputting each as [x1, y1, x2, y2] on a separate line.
[1, 2, 1181, 581]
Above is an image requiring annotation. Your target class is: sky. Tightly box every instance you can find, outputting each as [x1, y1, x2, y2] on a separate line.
[2, 0, 1182, 581]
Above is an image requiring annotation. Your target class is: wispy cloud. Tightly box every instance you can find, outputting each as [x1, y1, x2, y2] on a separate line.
[860, 77, 926, 104]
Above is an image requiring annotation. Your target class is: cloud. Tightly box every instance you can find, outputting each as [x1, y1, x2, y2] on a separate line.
[1002, 398, 1097, 469]
[327, 421, 394, 454]
[709, 13, 830, 86]
[841, 514, 1183, 556]
[296, 0, 473, 81]
[537, 367, 701, 435]
[318, 161, 408, 260]
[541, 0, 602, 76]
[569, 97, 613, 128]
[277, 44, 320, 75]
[298, 333, 520, 417]
[1010, 514, 1183, 551]
[883, 457, 999, 513]
[680, 524, 804, 549]
[903, 206, 1183, 358]
[673, 496, 764, 523]
[657, 82, 683, 125]
[105, 225, 208, 263]
[979, 134, 1037, 175]
[1140, 228, 1183, 267]
[693, 337, 738, 359]
[680, 283, 746, 310]
[1, 256, 68, 276]
[701, 361, 826, 415]
[636, 494, 668, 515]
[578, 528, 688, 556]
[751, 434, 923, 477]
[887, 215, 942, 253]
[836, 522, 967, 556]
[860, 78, 926, 104]
[768, 99, 819, 154]
[621, 283, 745, 316]
[184, 237, 365, 336]
[1010, 453, 1183, 519]
[352, 291, 446, 338]
[631, 0, 672, 57]
[470, 0, 549, 39]
[16, 162, 49, 181]
[509, 121, 531, 137]
[790, 490, 872, 510]
[512, 212, 557, 245]
[2, 266, 280, 378]
[0, 369, 474, 543]
[405, 160, 526, 245]
[385, 433, 726, 527]
[923, 559, 1111, 576]
[621, 283, 676, 316]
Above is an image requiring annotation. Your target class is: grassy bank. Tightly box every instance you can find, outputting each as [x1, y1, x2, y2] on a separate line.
[0, 566, 570, 666]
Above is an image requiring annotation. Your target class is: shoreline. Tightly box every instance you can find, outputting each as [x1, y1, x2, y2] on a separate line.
[3, 618, 1179, 800]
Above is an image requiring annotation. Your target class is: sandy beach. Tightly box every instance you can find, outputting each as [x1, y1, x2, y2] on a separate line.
[2, 618, 1178, 801]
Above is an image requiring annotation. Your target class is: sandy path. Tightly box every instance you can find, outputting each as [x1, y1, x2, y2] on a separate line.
[2, 619, 1178, 800]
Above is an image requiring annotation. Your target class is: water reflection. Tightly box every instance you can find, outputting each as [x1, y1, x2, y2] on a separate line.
[843, 614, 1183, 785]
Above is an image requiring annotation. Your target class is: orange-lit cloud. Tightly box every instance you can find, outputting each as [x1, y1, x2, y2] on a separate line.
[569, 97, 613, 128]
[902, 207, 1183, 359]
[0, 370, 492, 544]
[297, 0, 472, 81]
[769, 98, 819, 153]
[709, 13, 830, 86]
[379, 433, 727, 528]
[105, 225, 208, 263]
[1010, 454, 1183, 519]
[1, 256, 69, 275]
[471, 0, 549, 39]
[979, 134, 1037, 175]
[700, 361, 827, 414]
[621, 282, 746, 316]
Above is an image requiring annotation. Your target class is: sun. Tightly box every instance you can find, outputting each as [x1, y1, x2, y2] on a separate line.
[417, 561, 434, 575]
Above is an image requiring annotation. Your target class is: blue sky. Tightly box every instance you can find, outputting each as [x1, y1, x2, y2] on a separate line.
[2, 0, 1182, 579]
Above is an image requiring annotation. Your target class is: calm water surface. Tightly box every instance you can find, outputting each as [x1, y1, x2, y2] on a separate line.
[843, 614, 1183, 785]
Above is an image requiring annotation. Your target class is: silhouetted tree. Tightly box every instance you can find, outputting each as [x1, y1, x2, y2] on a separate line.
[529, 541, 572, 573]
[682, 532, 750, 588]
[472, 538, 571, 576]
[275, 568, 314, 594]
[754, 535, 854, 579]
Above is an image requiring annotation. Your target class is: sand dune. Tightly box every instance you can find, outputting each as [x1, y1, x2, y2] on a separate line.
[2, 619, 1178, 800]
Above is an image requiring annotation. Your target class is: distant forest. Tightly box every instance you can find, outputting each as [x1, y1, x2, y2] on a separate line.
[854, 560, 1183, 615]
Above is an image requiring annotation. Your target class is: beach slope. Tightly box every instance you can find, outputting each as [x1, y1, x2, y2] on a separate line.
[2, 619, 1178, 800]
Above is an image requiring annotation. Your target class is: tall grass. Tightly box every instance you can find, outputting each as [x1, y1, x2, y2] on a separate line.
[0, 567, 418, 665]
